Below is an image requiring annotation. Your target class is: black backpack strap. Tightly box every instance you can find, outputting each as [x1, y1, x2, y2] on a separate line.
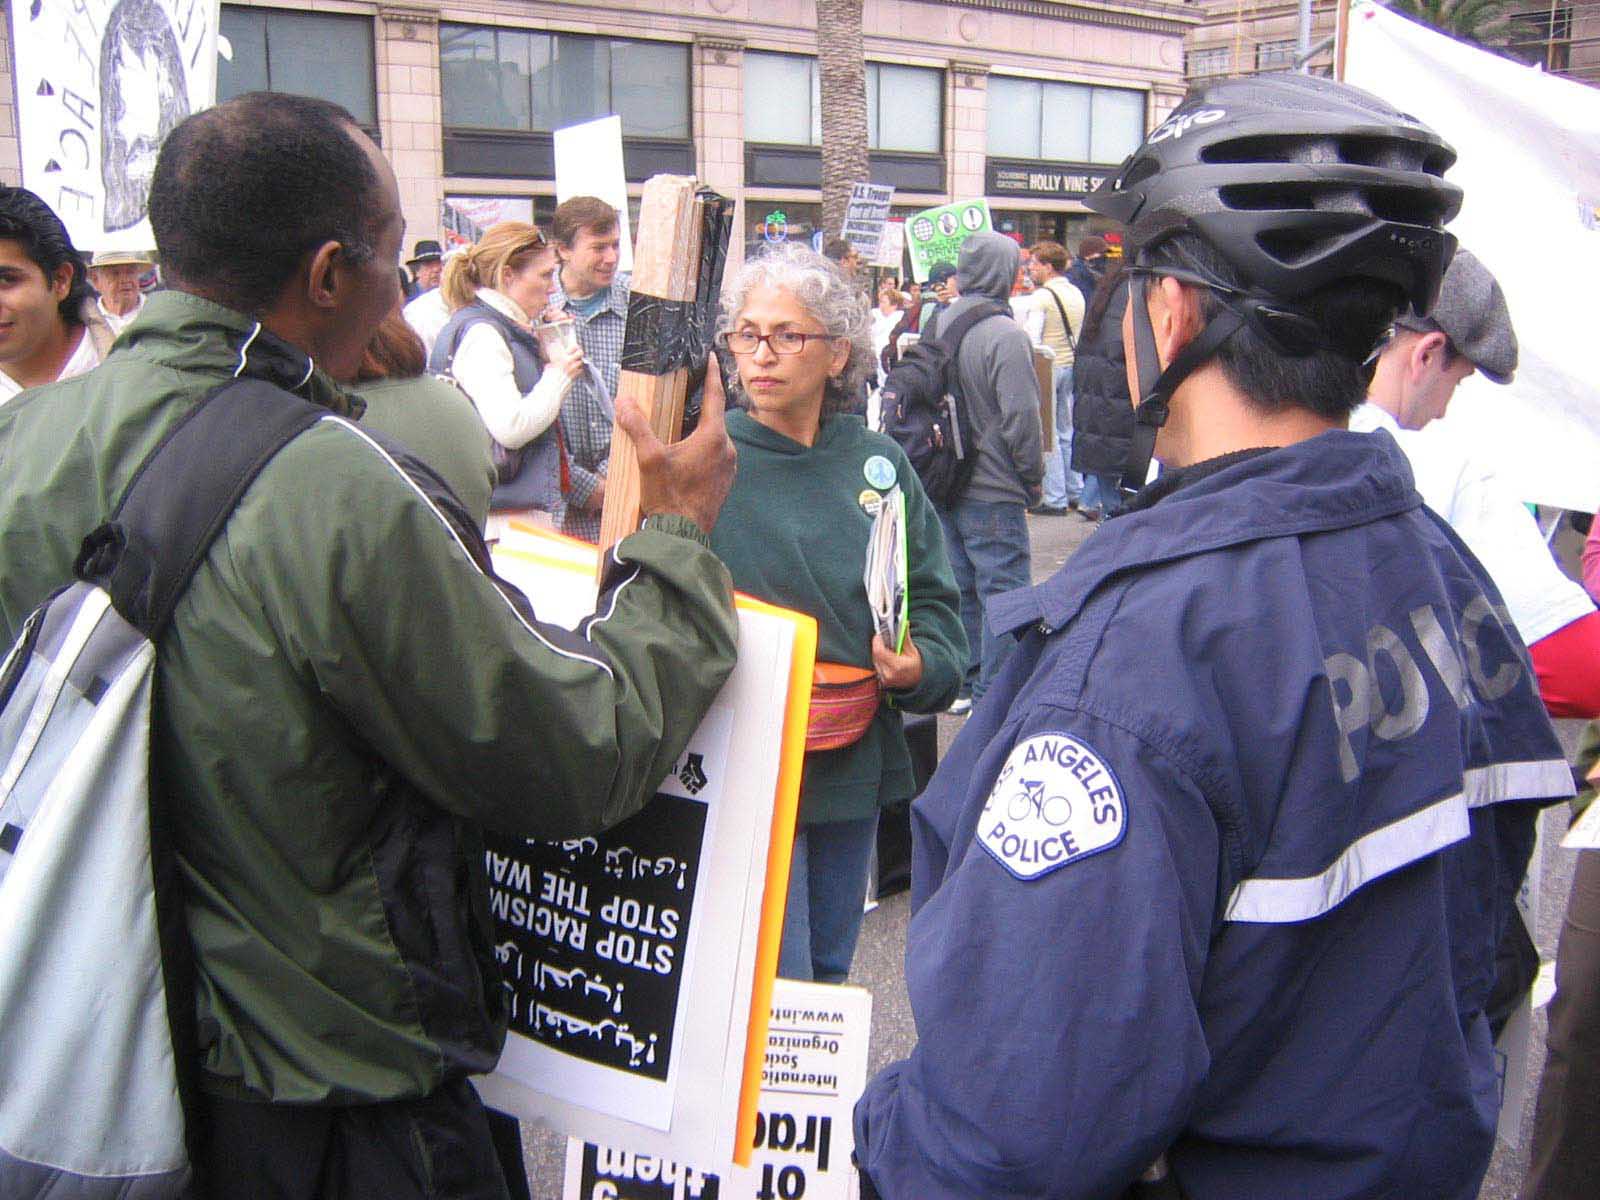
[76, 376, 323, 639]
[934, 300, 1007, 356]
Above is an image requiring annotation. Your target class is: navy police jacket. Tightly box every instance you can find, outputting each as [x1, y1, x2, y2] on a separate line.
[854, 432, 1571, 1200]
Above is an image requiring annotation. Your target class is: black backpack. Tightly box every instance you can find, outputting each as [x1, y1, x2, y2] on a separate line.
[880, 301, 1007, 506]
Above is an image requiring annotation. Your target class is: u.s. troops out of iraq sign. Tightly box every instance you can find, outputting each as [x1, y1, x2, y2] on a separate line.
[12, 0, 219, 252]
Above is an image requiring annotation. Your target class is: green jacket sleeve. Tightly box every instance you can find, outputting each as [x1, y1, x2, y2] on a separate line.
[244, 421, 738, 839]
[887, 460, 967, 715]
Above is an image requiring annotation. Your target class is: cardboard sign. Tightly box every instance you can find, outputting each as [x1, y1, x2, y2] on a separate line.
[480, 526, 814, 1169]
[13, 0, 219, 252]
[555, 114, 635, 274]
[565, 980, 874, 1200]
[841, 183, 895, 259]
[905, 199, 991, 283]
[872, 220, 905, 272]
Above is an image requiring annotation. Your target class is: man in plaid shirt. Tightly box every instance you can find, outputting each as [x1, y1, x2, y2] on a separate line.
[550, 196, 629, 542]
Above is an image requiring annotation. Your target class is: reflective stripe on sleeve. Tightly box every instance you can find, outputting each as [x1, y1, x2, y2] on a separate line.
[1224, 757, 1571, 924]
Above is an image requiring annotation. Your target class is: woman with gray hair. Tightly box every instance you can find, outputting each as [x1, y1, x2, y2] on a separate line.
[709, 245, 965, 983]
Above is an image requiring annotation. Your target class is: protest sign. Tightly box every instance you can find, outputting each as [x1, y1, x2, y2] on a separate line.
[904, 199, 991, 283]
[841, 183, 894, 259]
[12, 0, 219, 252]
[564, 980, 874, 1200]
[1346, 0, 1600, 512]
[480, 526, 814, 1169]
[442, 196, 535, 247]
[872, 220, 905, 272]
[1562, 798, 1600, 851]
[555, 114, 635, 273]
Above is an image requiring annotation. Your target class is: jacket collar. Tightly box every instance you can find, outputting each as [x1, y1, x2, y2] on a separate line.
[119, 290, 363, 418]
[988, 428, 1422, 638]
[726, 407, 854, 454]
[551, 274, 630, 322]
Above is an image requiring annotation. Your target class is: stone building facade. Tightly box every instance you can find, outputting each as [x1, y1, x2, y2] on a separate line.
[2, 0, 1196, 265]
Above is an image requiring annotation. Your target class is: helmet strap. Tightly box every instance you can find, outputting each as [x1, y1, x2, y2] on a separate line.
[1120, 272, 1245, 494]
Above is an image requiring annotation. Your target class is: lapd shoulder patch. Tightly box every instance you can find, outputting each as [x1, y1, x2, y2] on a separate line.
[978, 733, 1126, 880]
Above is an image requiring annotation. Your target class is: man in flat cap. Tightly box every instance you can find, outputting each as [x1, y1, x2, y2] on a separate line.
[1356, 244, 1600, 709]
[88, 248, 155, 334]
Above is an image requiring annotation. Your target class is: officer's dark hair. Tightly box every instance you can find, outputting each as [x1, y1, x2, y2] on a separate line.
[148, 92, 381, 314]
[0, 186, 92, 326]
[1148, 233, 1405, 421]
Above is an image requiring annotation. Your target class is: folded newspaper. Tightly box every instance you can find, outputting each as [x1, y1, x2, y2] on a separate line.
[863, 487, 908, 654]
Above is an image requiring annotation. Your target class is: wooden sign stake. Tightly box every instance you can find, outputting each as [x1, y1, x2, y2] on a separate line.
[596, 176, 710, 572]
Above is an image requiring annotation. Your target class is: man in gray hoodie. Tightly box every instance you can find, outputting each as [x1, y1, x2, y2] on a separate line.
[922, 231, 1044, 709]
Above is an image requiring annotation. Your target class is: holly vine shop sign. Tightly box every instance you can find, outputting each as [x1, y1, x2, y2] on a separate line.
[984, 160, 1115, 202]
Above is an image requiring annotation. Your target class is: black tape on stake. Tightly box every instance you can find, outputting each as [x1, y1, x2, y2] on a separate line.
[619, 293, 699, 376]
[683, 190, 736, 434]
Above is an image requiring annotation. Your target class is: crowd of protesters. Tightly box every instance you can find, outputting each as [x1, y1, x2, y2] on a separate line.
[1, 69, 1598, 1200]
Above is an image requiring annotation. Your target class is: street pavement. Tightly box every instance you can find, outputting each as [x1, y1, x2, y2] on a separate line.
[520, 505, 1582, 1198]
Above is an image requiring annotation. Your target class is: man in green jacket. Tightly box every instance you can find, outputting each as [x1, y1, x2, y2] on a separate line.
[0, 93, 738, 1197]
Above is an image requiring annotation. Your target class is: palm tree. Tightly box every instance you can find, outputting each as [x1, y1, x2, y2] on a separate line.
[1385, 0, 1513, 49]
[816, 0, 869, 241]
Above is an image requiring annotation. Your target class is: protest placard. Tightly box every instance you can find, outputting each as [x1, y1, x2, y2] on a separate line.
[904, 199, 991, 282]
[1562, 799, 1600, 851]
[564, 979, 874, 1200]
[480, 525, 814, 1170]
[872, 220, 905, 272]
[12, 0, 219, 252]
[555, 115, 636, 274]
[841, 183, 894, 260]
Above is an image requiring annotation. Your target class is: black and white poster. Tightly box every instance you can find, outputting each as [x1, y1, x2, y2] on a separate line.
[565, 980, 874, 1200]
[13, 0, 218, 250]
[485, 707, 732, 1130]
[481, 528, 808, 1167]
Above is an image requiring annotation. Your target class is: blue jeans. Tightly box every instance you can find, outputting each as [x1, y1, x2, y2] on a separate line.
[938, 498, 1032, 701]
[1080, 471, 1124, 516]
[778, 816, 879, 983]
[1040, 365, 1083, 508]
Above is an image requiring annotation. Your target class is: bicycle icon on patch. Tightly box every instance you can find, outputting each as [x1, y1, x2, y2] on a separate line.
[1007, 778, 1072, 827]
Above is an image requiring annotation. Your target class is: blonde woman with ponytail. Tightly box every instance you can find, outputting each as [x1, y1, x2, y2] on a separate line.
[428, 221, 584, 535]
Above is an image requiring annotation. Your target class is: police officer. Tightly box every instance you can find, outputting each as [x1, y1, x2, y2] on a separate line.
[852, 73, 1573, 1200]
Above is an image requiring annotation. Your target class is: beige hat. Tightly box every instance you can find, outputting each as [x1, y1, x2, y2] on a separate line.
[89, 249, 155, 269]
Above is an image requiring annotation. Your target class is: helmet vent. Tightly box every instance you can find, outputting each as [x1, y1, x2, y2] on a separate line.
[1255, 229, 1329, 266]
[1219, 182, 1324, 211]
[1203, 135, 1292, 164]
[1120, 155, 1161, 190]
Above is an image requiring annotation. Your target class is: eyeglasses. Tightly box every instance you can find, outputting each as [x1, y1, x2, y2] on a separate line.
[718, 330, 837, 356]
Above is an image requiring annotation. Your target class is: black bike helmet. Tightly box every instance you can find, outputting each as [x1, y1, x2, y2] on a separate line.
[1085, 72, 1464, 492]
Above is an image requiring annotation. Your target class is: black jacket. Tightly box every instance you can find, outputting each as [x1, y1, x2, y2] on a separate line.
[1069, 279, 1135, 479]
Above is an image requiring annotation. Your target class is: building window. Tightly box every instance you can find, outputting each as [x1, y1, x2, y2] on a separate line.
[1187, 46, 1233, 78]
[744, 52, 942, 153]
[986, 77, 1145, 164]
[439, 25, 689, 139]
[218, 7, 376, 127]
[867, 64, 942, 153]
[1256, 40, 1298, 71]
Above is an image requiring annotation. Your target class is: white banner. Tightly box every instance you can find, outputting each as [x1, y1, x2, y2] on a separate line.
[1346, 1, 1600, 513]
[13, 0, 219, 254]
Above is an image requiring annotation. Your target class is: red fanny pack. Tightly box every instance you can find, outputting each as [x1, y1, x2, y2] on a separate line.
[805, 662, 881, 753]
